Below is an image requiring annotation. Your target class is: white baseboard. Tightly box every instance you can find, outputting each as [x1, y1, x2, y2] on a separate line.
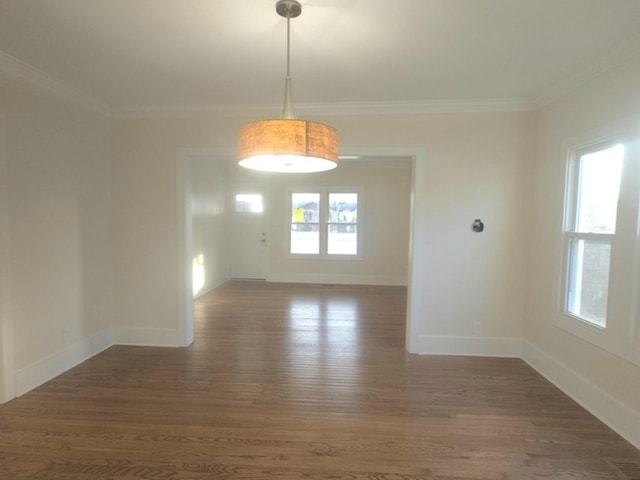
[413, 335, 523, 357]
[114, 327, 183, 347]
[13, 326, 186, 398]
[10, 316, 640, 453]
[15, 327, 113, 397]
[522, 341, 640, 450]
[267, 273, 408, 286]
[193, 275, 228, 300]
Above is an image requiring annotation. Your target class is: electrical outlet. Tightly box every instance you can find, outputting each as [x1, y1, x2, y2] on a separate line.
[472, 321, 481, 336]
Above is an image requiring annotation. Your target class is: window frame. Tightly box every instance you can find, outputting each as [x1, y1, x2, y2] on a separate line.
[290, 192, 321, 255]
[234, 193, 264, 214]
[288, 188, 362, 259]
[561, 142, 623, 329]
[552, 132, 640, 367]
[327, 192, 359, 256]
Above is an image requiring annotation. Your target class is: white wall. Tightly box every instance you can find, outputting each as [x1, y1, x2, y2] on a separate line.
[111, 111, 532, 357]
[0, 83, 113, 396]
[0, 84, 533, 400]
[111, 119, 240, 344]
[0, 113, 15, 401]
[404, 114, 532, 352]
[524, 51, 640, 448]
[225, 157, 412, 286]
[191, 157, 230, 297]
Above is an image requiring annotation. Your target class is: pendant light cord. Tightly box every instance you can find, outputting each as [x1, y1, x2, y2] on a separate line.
[286, 15, 291, 78]
[281, 11, 296, 119]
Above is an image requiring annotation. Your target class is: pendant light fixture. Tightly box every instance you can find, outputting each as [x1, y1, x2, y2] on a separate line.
[237, 0, 339, 173]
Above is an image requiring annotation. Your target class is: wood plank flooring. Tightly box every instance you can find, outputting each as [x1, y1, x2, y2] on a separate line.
[1, 281, 638, 479]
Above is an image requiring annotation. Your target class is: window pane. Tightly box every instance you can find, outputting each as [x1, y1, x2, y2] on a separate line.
[328, 193, 358, 224]
[575, 145, 623, 233]
[235, 194, 263, 213]
[328, 225, 357, 255]
[566, 238, 611, 327]
[290, 224, 320, 254]
[292, 193, 319, 223]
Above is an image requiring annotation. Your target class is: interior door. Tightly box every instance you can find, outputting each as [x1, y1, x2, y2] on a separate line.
[230, 190, 269, 280]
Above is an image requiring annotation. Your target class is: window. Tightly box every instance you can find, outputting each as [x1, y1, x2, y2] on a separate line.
[290, 191, 359, 256]
[291, 193, 320, 254]
[563, 144, 624, 328]
[328, 193, 358, 255]
[556, 132, 640, 366]
[235, 194, 263, 213]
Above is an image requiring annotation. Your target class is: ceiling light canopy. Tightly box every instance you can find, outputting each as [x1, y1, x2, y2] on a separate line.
[237, 0, 339, 173]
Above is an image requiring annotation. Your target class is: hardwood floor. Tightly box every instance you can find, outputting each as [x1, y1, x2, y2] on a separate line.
[1, 281, 638, 479]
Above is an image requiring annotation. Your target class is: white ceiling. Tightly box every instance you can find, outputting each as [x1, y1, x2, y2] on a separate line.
[1, 0, 640, 113]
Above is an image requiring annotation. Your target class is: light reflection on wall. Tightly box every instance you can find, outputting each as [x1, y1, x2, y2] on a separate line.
[192, 254, 205, 296]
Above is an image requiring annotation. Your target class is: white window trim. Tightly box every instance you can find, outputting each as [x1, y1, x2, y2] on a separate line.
[551, 131, 640, 367]
[563, 141, 621, 329]
[620, 138, 640, 352]
[563, 233, 612, 329]
[288, 187, 363, 260]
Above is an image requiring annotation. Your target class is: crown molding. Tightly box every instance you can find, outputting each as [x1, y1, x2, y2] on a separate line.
[301, 99, 538, 115]
[0, 51, 110, 116]
[111, 104, 281, 119]
[110, 98, 537, 119]
[534, 32, 640, 109]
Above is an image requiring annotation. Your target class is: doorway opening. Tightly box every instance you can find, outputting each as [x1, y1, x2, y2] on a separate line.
[176, 147, 426, 351]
